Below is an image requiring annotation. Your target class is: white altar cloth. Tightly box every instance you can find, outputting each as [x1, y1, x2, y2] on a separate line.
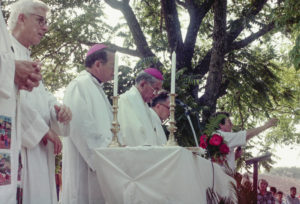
[93, 146, 236, 204]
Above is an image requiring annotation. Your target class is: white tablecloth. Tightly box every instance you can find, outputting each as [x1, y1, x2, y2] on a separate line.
[93, 146, 236, 204]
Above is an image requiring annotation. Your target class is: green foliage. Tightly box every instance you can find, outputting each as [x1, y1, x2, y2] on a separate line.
[203, 114, 227, 136]
[289, 33, 300, 70]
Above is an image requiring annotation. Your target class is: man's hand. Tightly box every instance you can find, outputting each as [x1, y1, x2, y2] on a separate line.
[54, 104, 72, 124]
[43, 129, 62, 155]
[15, 60, 42, 91]
[265, 118, 278, 128]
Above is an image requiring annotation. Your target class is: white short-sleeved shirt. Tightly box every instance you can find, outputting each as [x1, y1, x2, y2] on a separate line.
[217, 130, 247, 171]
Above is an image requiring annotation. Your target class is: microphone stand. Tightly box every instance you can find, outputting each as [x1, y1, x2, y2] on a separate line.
[183, 107, 199, 147]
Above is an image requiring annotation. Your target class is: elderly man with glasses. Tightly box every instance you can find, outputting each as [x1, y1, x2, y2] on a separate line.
[118, 68, 164, 146]
[7, 0, 72, 204]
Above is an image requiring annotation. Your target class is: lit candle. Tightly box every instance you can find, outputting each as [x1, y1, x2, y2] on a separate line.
[113, 54, 119, 96]
[171, 51, 176, 94]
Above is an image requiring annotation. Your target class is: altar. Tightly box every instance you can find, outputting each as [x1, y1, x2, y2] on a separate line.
[93, 146, 236, 204]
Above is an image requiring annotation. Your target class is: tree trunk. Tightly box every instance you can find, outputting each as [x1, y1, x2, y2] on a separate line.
[202, 0, 227, 122]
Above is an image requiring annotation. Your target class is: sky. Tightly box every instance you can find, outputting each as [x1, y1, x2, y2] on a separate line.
[272, 144, 300, 168]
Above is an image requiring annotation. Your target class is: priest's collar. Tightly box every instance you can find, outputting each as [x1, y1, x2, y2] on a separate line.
[10, 35, 31, 57]
[91, 73, 102, 84]
[86, 70, 102, 84]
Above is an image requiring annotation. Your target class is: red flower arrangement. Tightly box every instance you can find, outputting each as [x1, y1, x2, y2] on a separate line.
[199, 133, 229, 164]
[198, 113, 230, 165]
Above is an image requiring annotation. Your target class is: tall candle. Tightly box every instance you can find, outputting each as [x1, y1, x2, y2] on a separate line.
[171, 51, 176, 94]
[113, 54, 119, 96]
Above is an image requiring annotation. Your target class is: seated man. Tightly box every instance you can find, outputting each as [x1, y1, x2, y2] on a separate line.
[118, 68, 163, 146]
[150, 91, 170, 145]
[212, 112, 278, 171]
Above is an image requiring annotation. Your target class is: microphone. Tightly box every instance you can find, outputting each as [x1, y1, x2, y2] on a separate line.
[175, 99, 193, 112]
[175, 99, 187, 107]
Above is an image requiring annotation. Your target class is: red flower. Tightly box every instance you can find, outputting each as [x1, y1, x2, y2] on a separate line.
[219, 143, 229, 154]
[209, 134, 223, 146]
[200, 134, 207, 143]
[199, 135, 207, 149]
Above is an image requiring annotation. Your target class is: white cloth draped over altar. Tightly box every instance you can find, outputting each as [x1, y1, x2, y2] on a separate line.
[93, 146, 236, 204]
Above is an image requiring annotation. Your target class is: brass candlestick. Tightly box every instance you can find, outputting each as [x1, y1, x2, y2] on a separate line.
[109, 96, 121, 147]
[166, 93, 178, 146]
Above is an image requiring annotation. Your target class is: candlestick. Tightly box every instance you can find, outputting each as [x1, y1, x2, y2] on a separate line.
[109, 96, 121, 147]
[171, 51, 176, 94]
[166, 93, 178, 146]
[113, 54, 119, 96]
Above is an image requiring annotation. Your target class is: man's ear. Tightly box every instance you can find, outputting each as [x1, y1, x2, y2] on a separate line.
[18, 13, 26, 24]
[218, 123, 223, 129]
[140, 80, 147, 88]
[94, 60, 101, 68]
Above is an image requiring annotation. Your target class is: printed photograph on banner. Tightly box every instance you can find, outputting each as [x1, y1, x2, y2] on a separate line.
[0, 153, 11, 185]
[0, 115, 12, 149]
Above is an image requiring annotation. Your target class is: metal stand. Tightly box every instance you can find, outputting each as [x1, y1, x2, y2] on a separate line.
[166, 93, 178, 146]
[109, 96, 121, 147]
[184, 108, 199, 147]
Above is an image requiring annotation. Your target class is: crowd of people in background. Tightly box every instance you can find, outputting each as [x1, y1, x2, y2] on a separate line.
[236, 173, 300, 204]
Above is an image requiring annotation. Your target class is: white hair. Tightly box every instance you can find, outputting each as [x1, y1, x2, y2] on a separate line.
[7, 0, 49, 30]
[135, 71, 160, 85]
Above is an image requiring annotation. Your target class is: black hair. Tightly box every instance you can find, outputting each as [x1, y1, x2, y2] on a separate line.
[270, 186, 277, 193]
[151, 91, 169, 107]
[85, 47, 116, 68]
[211, 112, 230, 125]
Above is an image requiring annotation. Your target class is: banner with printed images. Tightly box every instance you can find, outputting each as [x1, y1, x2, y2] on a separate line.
[0, 153, 11, 185]
[0, 115, 12, 149]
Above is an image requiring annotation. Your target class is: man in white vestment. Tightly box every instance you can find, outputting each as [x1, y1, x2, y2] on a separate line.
[0, 4, 43, 203]
[150, 91, 170, 145]
[118, 68, 164, 146]
[8, 1, 72, 203]
[62, 44, 116, 204]
[212, 112, 278, 171]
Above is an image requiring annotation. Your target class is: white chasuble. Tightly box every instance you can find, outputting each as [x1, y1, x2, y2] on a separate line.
[150, 108, 167, 145]
[0, 8, 20, 204]
[62, 70, 113, 204]
[11, 36, 64, 204]
[118, 86, 162, 146]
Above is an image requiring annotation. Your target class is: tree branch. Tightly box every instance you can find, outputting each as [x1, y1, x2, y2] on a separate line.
[200, 0, 227, 120]
[161, 0, 184, 55]
[182, 0, 215, 69]
[229, 22, 275, 51]
[226, 0, 268, 44]
[175, 0, 187, 9]
[104, 0, 156, 58]
[194, 0, 269, 77]
[78, 40, 142, 57]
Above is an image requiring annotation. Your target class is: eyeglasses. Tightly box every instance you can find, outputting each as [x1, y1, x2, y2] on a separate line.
[159, 103, 170, 110]
[29, 13, 48, 27]
[148, 83, 160, 95]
